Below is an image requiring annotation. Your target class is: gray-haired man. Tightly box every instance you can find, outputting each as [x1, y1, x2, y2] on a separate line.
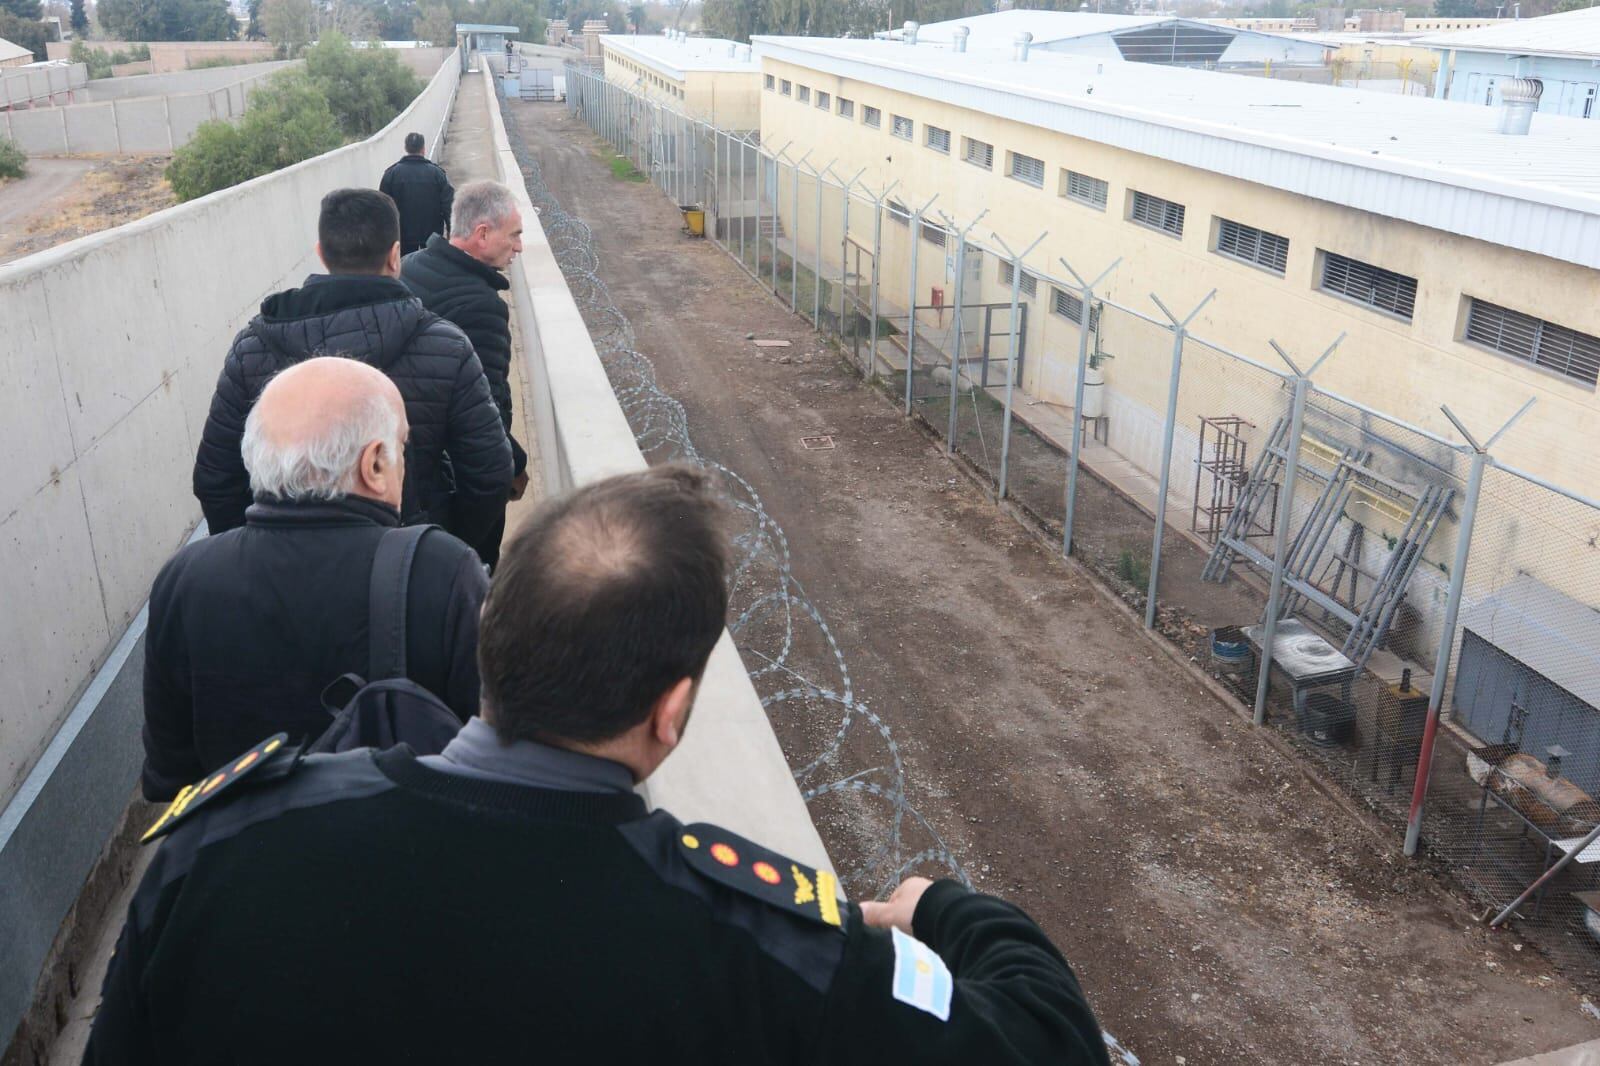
[141, 357, 488, 801]
[401, 179, 527, 569]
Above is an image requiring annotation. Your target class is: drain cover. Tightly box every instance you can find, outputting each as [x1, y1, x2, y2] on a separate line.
[800, 435, 836, 450]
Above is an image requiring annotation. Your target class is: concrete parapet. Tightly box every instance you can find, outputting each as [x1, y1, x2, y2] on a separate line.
[75, 58, 294, 102]
[0, 51, 460, 1054]
[0, 63, 87, 110]
[479, 66, 833, 873]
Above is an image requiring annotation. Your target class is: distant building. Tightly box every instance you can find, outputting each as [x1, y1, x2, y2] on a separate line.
[1417, 7, 1600, 118]
[883, 10, 1331, 67]
[600, 33, 762, 129]
[0, 36, 33, 68]
[1346, 8, 1404, 32]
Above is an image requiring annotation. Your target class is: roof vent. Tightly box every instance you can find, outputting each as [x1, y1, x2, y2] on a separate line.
[738, 44, 752, 61]
[952, 26, 970, 53]
[1013, 31, 1033, 62]
[726, 41, 736, 58]
[1498, 77, 1542, 135]
[903, 20, 919, 44]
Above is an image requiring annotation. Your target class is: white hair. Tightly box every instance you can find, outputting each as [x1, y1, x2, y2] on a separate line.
[242, 384, 401, 502]
[452, 180, 518, 236]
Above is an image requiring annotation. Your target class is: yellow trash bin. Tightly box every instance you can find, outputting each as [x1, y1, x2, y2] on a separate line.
[681, 207, 706, 237]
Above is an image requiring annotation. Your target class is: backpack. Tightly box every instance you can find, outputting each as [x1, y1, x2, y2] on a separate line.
[309, 525, 466, 757]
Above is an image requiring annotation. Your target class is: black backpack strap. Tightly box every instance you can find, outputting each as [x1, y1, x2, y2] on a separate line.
[368, 524, 436, 681]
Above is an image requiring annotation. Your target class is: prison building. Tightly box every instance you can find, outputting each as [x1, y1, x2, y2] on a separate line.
[881, 10, 1332, 68]
[751, 33, 1600, 503]
[0, 36, 31, 69]
[1417, 6, 1600, 118]
[600, 32, 761, 130]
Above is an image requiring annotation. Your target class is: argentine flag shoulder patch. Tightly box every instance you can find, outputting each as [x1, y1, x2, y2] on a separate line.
[890, 926, 953, 1022]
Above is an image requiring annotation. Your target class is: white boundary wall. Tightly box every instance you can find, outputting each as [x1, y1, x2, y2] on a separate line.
[483, 67, 833, 872]
[0, 63, 88, 110]
[0, 51, 460, 809]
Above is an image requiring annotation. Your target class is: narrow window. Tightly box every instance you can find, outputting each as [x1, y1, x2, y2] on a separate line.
[863, 105, 881, 128]
[1051, 287, 1100, 329]
[816, 90, 830, 111]
[764, 73, 775, 91]
[1008, 151, 1045, 188]
[838, 97, 854, 119]
[1060, 170, 1109, 210]
[962, 136, 994, 169]
[1214, 218, 1290, 275]
[1129, 190, 1185, 238]
[892, 114, 914, 140]
[780, 79, 791, 96]
[925, 125, 950, 153]
[1318, 251, 1417, 321]
[1464, 298, 1600, 386]
[797, 85, 810, 104]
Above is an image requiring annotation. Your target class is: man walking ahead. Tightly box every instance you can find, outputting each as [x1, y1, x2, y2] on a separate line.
[86, 465, 1110, 1065]
[192, 188, 512, 562]
[402, 180, 527, 568]
[145, 358, 486, 801]
[380, 132, 454, 256]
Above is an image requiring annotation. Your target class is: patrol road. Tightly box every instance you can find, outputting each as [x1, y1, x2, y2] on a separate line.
[507, 97, 1600, 1066]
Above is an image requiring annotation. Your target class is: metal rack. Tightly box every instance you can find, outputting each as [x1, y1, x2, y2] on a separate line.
[1191, 415, 1275, 544]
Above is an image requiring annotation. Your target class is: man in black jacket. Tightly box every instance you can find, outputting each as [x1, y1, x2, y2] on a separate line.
[401, 179, 527, 568]
[192, 187, 513, 562]
[379, 132, 453, 255]
[144, 357, 486, 802]
[87, 466, 1111, 1065]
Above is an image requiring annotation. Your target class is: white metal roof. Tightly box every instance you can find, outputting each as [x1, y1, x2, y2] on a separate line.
[900, 9, 1328, 55]
[755, 35, 1600, 269]
[1413, 6, 1600, 59]
[1461, 574, 1600, 711]
[601, 33, 760, 77]
[0, 36, 31, 64]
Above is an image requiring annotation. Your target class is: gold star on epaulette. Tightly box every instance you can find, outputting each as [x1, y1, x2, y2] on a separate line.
[678, 822, 843, 930]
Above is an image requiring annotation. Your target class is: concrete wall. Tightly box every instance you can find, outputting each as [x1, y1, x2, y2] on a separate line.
[46, 40, 278, 73]
[483, 66, 832, 871]
[757, 54, 1600, 503]
[0, 63, 87, 109]
[1, 68, 277, 154]
[76, 58, 294, 102]
[0, 52, 460, 1051]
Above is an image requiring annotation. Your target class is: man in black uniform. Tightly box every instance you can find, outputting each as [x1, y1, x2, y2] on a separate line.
[85, 466, 1111, 1065]
[379, 132, 454, 256]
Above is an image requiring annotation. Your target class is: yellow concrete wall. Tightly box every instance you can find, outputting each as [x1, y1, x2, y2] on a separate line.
[602, 41, 760, 129]
[757, 55, 1600, 509]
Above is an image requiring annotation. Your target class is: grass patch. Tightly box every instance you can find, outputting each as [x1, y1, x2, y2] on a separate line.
[606, 153, 647, 182]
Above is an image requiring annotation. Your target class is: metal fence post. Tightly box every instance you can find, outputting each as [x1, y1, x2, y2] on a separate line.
[738, 136, 747, 269]
[902, 195, 937, 415]
[868, 191, 888, 378]
[770, 144, 792, 296]
[937, 211, 989, 455]
[1404, 398, 1535, 856]
[1253, 336, 1343, 724]
[989, 231, 1048, 500]
[811, 165, 827, 328]
[1144, 289, 1216, 629]
[791, 152, 809, 312]
[754, 144, 763, 278]
[1056, 256, 1121, 558]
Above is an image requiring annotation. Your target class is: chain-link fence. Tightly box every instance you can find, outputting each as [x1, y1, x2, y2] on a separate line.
[563, 65, 1600, 980]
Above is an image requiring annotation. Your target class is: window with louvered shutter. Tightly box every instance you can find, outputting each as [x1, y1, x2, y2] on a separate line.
[892, 114, 913, 140]
[1215, 218, 1289, 275]
[1061, 170, 1108, 210]
[764, 74, 774, 90]
[1464, 298, 1600, 386]
[963, 137, 994, 169]
[999, 261, 1038, 297]
[780, 79, 791, 96]
[797, 85, 810, 104]
[888, 199, 910, 227]
[921, 222, 946, 248]
[1009, 152, 1044, 187]
[816, 91, 829, 110]
[1129, 191, 1184, 237]
[1318, 251, 1417, 321]
[838, 98, 854, 119]
[1051, 288, 1100, 329]
[863, 105, 881, 128]
[926, 125, 950, 153]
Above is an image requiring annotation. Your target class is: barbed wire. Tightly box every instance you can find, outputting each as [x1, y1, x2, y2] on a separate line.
[497, 92, 969, 900]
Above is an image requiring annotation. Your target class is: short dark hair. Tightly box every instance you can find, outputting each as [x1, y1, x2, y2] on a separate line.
[478, 465, 730, 746]
[318, 188, 399, 274]
[404, 132, 424, 154]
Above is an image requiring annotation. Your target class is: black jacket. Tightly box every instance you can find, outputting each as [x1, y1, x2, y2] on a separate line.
[402, 234, 526, 475]
[139, 496, 487, 802]
[191, 274, 513, 560]
[379, 153, 454, 256]
[87, 748, 1110, 1065]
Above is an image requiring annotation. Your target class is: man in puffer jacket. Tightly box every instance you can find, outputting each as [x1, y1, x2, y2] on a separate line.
[401, 179, 526, 569]
[193, 188, 513, 563]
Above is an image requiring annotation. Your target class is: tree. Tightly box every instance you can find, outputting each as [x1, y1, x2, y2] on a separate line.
[97, 0, 236, 39]
[627, 0, 647, 29]
[168, 68, 341, 201]
[260, 0, 311, 52]
[69, 0, 87, 33]
[302, 31, 420, 136]
[0, 10, 47, 58]
[0, 0, 43, 19]
[412, 1, 451, 43]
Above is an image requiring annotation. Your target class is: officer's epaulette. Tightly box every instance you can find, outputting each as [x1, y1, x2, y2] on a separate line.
[140, 733, 300, 844]
[677, 822, 845, 931]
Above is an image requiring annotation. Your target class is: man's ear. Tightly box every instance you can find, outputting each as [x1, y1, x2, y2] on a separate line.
[650, 677, 696, 750]
[385, 241, 402, 277]
[357, 439, 387, 496]
[315, 241, 328, 272]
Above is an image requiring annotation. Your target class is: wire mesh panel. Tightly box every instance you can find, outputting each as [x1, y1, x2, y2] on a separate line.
[1419, 464, 1600, 979]
[903, 218, 958, 446]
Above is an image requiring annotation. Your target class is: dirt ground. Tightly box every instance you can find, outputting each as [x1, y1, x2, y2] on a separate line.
[0, 155, 175, 265]
[509, 100, 1600, 1066]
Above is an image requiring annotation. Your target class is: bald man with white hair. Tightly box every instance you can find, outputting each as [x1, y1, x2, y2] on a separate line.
[141, 357, 489, 802]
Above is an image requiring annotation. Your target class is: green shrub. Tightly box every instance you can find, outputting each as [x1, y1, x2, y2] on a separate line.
[1115, 549, 1150, 589]
[302, 33, 422, 139]
[0, 137, 27, 180]
[166, 69, 340, 201]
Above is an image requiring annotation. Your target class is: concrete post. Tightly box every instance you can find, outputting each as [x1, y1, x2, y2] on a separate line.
[1144, 290, 1216, 630]
[1404, 398, 1534, 857]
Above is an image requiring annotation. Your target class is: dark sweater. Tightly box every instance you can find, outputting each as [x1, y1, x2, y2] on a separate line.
[140, 497, 487, 801]
[86, 748, 1110, 1065]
